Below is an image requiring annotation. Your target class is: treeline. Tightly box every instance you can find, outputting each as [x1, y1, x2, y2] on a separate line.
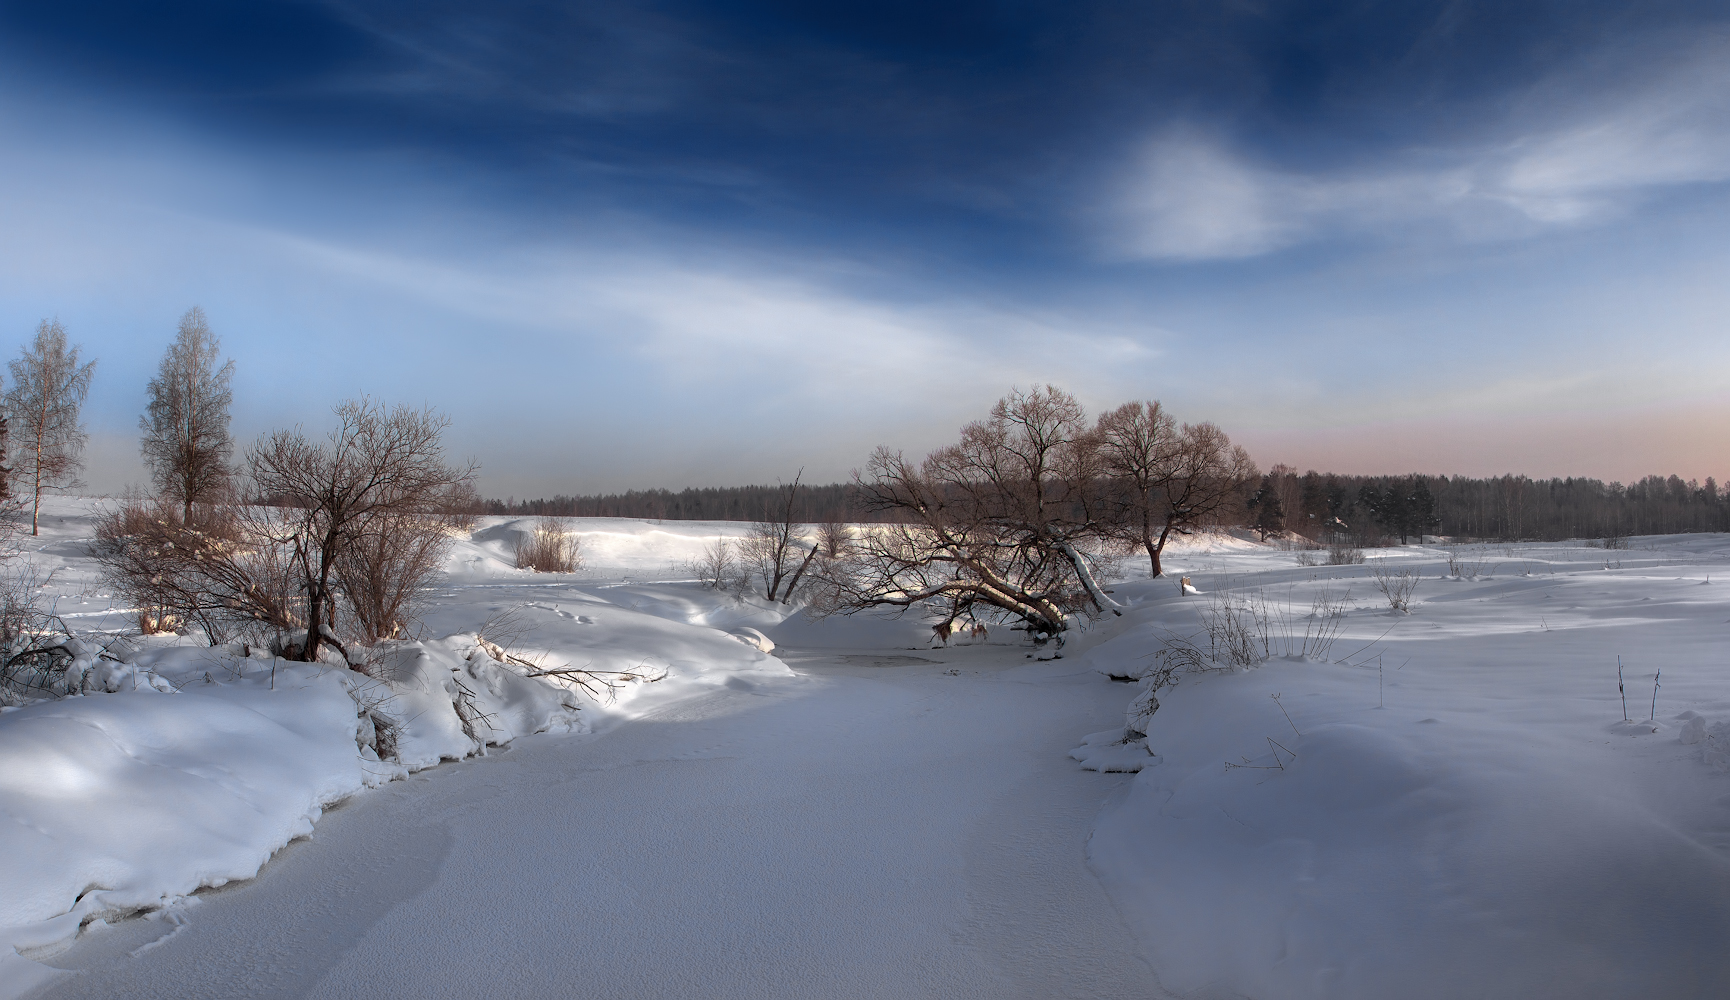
[494, 470, 1730, 543]
[485, 483, 884, 523]
[1258, 467, 1728, 543]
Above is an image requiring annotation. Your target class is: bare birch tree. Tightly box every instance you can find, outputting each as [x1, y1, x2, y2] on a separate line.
[6, 320, 96, 535]
[141, 307, 235, 522]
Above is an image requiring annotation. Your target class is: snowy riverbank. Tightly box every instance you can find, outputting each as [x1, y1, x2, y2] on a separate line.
[1078, 534, 1730, 998]
[7, 499, 1730, 998]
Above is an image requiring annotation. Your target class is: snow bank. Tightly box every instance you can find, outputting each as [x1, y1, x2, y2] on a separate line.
[0, 653, 368, 991]
[1083, 535, 1730, 999]
[450, 516, 760, 581]
[0, 636, 585, 993]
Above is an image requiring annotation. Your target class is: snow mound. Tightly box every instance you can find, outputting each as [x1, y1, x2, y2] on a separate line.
[728, 627, 775, 653]
[364, 636, 585, 771]
[1069, 729, 1158, 772]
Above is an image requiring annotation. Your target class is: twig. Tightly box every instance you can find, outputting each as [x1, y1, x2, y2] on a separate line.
[1271, 692, 1302, 737]
[1335, 621, 1400, 665]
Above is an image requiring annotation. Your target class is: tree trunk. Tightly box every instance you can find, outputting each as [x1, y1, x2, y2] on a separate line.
[1143, 535, 1162, 577]
[780, 542, 821, 604]
[1055, 539, 1122, 615]
[300, 532, 340, 663]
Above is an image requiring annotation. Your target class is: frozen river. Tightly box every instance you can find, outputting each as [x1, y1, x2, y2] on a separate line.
[36, 646, 1167, 999]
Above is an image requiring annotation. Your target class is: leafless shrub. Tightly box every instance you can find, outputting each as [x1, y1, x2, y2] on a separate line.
[1295, 550, 1321, 566]
[1154, 583, 1349, 677]
[1371, 564, 1420, 612]
[1600, 531, 1628, 550]
[685, 536, 736, 590]
[1202, 587, 1271, 667]
[1328, 539, 1365, 565]
[514, 517, 580, 573]
[337, 508, 473, 644]
[95, 495, 300, 645]
[0, 562, 51, 701]
[1445, 548, 1493, 579]
[1288, 587, 1348, 659]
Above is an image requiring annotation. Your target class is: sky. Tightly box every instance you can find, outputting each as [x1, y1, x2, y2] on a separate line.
[0, 0, 1727, 497]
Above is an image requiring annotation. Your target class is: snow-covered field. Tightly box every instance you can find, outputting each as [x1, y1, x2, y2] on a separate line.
[5, 499, 1730, 998]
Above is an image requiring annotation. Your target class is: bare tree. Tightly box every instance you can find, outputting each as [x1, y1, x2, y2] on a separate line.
[6, 320, 96, 535]
[101, 401, 478, 657]
[816, 386, 1119, 646]
[1096, 400, 1257, 577]
[140, 307, 235, 523]
[249, 399, 477, 661]
[739, 471, 822, 603]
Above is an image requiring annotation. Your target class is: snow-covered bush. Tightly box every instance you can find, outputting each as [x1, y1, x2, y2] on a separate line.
[515, 517, 580, 573]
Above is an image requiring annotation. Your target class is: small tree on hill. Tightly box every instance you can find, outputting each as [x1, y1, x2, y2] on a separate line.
[6, 320, 96, 535]
[141, 307, 235, 523]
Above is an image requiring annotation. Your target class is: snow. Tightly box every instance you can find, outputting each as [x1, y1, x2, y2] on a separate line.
[1081, 534, 1730, 999]
[7, 499, 1730, 998]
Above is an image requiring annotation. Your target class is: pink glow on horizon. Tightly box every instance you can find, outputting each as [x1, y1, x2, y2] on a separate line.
[1237, 397, 1730, 484]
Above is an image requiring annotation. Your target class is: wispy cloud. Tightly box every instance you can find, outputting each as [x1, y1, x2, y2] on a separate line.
[1110, 36, 1730, 259]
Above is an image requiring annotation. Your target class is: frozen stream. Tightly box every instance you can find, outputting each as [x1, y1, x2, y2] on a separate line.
[33, 646, 1167, 999]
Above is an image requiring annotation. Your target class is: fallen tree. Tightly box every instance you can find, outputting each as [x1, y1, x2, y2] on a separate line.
[813, 386, 1121, 649]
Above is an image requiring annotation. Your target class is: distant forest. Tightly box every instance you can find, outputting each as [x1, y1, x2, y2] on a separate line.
[484, 483, 877, 524]
[485, 471, 1729, 543]
[1258, 469, 1728, 543]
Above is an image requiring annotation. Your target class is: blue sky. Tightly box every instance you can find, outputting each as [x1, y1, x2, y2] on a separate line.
[1, 1, 1727, 496]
